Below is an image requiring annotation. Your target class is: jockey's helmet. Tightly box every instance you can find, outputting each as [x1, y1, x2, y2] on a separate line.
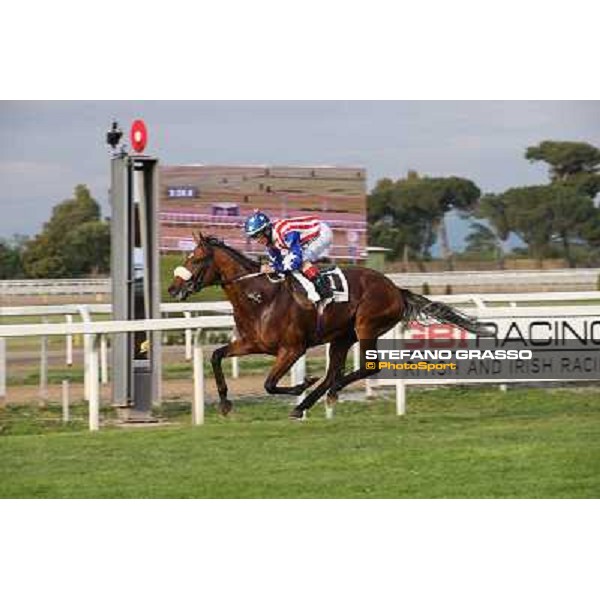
[244, 211, 271, 239]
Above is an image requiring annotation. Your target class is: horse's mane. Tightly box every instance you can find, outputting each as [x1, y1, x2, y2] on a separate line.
[204, 235, 260, 270]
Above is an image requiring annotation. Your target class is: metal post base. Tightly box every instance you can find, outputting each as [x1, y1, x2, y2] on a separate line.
[116, 406, 159, 424]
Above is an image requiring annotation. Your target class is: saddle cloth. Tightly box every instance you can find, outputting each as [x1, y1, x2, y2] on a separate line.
[291, 267, 349, 304]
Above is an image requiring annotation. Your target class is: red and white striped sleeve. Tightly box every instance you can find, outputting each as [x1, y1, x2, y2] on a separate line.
[273, 216, 321, 248]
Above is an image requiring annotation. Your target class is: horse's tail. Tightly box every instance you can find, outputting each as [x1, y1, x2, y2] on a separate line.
[399, 288, 488, 336]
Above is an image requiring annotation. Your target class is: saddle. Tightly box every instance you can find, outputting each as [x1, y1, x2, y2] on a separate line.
[291, 266, 349, 305]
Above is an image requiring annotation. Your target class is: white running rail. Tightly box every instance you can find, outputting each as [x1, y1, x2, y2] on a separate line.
[0, 315, 234, 431]
[2, 269, 600, 296]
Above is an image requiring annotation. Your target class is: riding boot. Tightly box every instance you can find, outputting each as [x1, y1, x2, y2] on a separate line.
[313, 273, 333, 300]
[302, 264, 333, 301]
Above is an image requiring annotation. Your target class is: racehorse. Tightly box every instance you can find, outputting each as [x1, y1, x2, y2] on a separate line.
[167, 233, 486, 419]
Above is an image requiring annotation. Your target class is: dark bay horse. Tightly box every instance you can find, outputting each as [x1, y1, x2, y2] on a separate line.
[167, 233, 485, 419]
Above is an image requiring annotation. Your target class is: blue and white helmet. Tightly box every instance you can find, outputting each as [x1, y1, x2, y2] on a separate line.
[244, 211, 271, 238]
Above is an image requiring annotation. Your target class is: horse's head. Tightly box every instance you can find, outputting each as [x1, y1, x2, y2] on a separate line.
[167, 232, 222, 301]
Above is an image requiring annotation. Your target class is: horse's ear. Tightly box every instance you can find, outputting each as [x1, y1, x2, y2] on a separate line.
[192, 231, 203, 245]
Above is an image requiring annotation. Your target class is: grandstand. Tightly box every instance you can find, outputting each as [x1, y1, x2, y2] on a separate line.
[159, 164, 367, 260]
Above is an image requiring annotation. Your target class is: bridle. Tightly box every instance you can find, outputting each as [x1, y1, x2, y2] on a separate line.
[176, 243, 269, 295]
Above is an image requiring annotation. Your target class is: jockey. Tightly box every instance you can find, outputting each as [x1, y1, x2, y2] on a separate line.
[243, 210, 334, 301]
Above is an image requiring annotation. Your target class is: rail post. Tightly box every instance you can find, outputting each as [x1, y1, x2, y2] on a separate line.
[184, 311, 192, 361]
[78, 305, 92, 402]
[231, 327, 239, 379]
[39, 317, 48, 405]
[62, 379, 70, 423]
[65, 314, 73, 366]
[192, 328, 205, 425]
[395, 323, 406, 415]
[100, 334, 108, 385]
[88, 334, 100, 431]
[0, 338, 6, 401]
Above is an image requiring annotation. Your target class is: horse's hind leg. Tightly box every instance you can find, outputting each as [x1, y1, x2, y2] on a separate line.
[324, 353, 349, 412]
[290, 337, 354, 419]
[264, 348, 318, 396]
[328, 335, 384, 397]
[328, 297, 400, 397]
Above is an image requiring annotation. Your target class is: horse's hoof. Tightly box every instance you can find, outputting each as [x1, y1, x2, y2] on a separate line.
[289, 407, 305, 420]
[218, 400, 233, 416]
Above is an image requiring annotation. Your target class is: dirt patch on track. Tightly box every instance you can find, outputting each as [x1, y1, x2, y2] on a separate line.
[1, 373, 365, 406]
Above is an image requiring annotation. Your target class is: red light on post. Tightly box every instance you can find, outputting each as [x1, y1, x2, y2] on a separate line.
[130, 120, 148, 153]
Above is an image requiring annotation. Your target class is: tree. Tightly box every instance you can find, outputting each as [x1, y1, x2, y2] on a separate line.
[22, 185, 109, 278]
[467, 141, 600, 268]
[368, 175, 436, 268]
[64, 220, 110, 275]
[526, 140, 600, 198]
[0, 237, 26, 278]
[492, 184, 595, 267]
[463, 222, 501, 259]
[522, 140, 600, 266]
[422, 177, 481, 270]
[22, 232, 68, 278]
[475, 194, 513, 268]
[368, 173, 481, 269]
[580, 210, 600, 247]
[546, 184, 597, 267]
[501, 186, 554, 266]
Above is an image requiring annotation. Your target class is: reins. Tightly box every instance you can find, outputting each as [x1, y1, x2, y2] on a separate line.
[185, 237, 285, 292]
[220, 271, 285, 286]
[220, 271, 265, 286]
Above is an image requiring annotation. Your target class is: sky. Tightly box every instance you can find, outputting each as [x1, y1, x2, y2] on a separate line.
[1, 100, 599, 252]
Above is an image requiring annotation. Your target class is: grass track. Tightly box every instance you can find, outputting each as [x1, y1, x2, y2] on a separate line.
[0, 387, 599, 498]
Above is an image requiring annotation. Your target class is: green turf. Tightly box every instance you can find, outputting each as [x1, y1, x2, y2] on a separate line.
[0, 387, 598, 499]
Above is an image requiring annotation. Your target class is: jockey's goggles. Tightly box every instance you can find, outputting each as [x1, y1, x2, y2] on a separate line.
[251, 228, 269, 240]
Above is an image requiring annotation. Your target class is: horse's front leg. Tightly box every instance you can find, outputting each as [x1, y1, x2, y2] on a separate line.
[211, 339, 261, 416]
[264, 348, 318, 396]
